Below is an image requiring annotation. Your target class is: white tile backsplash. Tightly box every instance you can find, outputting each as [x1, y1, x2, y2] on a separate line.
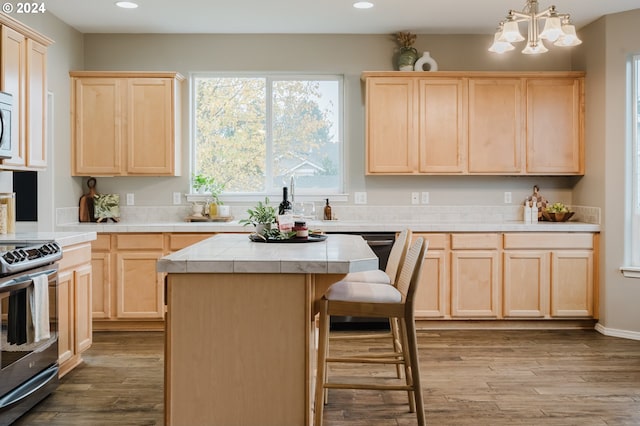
[56, 203, 600, 226]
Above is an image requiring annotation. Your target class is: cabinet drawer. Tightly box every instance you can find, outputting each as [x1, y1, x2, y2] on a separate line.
[413, 233, 448, 250]
[451, 233, 499, 250]
[59, 243, 92, 270]
[92, 234, 111, 251]
[168, 233, 214, 251]
[115, 233, 164, 250]
[504, 233, 593, 250]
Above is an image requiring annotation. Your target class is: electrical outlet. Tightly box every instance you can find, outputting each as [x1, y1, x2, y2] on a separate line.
[354, 192, 367, 204]
[504, 191, 512, 204]
[173, 192, 182, 205]
[126, 193, 134, 206]
[421, 192, 430, 204]
[411, 192, 419, 205]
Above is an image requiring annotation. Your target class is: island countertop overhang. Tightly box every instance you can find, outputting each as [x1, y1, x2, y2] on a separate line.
[157, 233, 378, 274]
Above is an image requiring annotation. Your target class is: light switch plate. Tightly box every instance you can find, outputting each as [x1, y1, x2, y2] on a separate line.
[354, 192, 367, 204]
[411, 192, 419, 205]
[173, 192, 182, 205]
[421, 192, 430, 204]
[504, 191, 512, 204]
[126, 193, 134, 206]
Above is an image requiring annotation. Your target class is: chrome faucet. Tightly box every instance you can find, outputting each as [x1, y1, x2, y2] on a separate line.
[290, 175, 295, 204]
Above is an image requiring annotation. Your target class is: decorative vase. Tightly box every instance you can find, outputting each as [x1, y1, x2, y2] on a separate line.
[255, 223, 271, 235]
[414, 51, 438, 72]
[397, 47, 418, 71]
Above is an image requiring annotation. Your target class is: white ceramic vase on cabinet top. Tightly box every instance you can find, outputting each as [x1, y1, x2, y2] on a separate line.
[414, 51, 438, 72]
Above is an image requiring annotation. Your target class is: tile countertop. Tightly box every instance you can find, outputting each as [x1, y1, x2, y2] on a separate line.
[58, 220, 600, 233]
[0, 231, 97, 247]
[157, 233, 379, 274]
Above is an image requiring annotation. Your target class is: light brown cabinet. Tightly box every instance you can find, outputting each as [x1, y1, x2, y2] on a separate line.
[413, 233, 449, 318]
[410, 232, 597, 322]
[526, 78, 584, 174]
[362, 71, 584, 176]
[450, 233, 501, 318]
[91, 232, 215, 331]
[58, 242, 93, 377]
[70, 71, 183, 176]
[467, 78, 523, 173]
[503, 233, 595, 318]
[0, 17, 52, 170]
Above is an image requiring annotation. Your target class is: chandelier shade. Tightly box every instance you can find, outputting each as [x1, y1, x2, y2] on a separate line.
[488, 0, 582, 54]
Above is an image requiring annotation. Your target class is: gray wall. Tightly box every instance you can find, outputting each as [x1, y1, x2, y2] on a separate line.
[573, 9, 640, 335]
[76, 33, 576, 207]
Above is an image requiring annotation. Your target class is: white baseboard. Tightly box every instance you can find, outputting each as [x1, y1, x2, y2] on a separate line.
[595, 322, 640, 341]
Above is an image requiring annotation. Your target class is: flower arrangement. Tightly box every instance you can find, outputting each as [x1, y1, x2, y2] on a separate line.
[396, 31, 417, 50]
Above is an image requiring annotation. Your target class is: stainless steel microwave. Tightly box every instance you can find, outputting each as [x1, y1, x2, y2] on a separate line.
[0, 91, 13, 159]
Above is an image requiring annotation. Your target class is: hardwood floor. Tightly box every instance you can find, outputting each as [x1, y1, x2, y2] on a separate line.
[13, 329, 640, 425]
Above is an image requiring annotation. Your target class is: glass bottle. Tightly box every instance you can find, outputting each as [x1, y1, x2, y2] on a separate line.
[279, 187, 293, 215]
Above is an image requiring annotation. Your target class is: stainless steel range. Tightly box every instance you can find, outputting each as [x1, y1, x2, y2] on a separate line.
[0, 241, 62, 426]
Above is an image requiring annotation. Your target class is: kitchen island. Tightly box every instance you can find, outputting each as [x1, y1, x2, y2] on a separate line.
[157, 233, 377, 426]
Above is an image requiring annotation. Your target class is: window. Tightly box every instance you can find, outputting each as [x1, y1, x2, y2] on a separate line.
[192, 74, 343, 197]
[627, 55, 640, 275]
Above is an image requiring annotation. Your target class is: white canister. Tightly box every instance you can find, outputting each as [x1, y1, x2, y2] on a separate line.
[414, 51, 438, 72]
[218, 205, 231, 217]
[0, 204, 6, 234]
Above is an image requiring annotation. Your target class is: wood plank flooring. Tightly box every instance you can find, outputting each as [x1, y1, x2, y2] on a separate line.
[12, 329, 640, 425]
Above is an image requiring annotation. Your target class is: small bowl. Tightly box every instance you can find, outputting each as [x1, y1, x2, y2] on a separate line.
[542, 211, 575, 222]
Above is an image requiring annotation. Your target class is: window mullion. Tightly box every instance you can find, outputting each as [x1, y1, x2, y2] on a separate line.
[265, 77, 274, 195]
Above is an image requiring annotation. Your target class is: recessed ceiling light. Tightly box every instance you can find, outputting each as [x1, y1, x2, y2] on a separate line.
[115, 1, 139, 9]
[353, 1, 374, 9]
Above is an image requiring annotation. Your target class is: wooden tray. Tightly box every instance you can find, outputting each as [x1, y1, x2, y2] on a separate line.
[185, 215, 234, 222]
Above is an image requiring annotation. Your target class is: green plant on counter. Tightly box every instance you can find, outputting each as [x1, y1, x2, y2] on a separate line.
[192, 173, 225, 204]
[239, 197, 277, 227]
[546, 202, 570, 213]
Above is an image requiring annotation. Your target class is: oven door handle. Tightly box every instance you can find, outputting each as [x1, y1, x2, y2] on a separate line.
[0, 276, 34, 293]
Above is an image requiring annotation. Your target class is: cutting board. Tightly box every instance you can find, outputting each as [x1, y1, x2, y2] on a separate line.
[79, 177, 97, 222]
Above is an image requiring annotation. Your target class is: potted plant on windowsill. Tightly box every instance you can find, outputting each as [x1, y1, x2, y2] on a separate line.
[192, 173, 214, 194]
[239, 197, 276, 235]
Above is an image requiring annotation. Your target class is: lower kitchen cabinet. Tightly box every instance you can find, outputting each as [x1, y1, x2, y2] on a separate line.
[503, 233, 595, 319]
[450, 233, 501, 318]
[58, 242, 93, 377]
[413, 233, 449, 318]
[91, 232, 215, 331]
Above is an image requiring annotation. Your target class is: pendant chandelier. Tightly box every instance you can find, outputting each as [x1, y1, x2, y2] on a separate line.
[489, 0, 582, 54]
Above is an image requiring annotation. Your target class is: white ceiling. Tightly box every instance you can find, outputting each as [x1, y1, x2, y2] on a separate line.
[44, 0, 636, 35]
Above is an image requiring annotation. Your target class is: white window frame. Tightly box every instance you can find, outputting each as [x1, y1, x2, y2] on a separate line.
[188, 72, 347, 203]
[622, 54, 640, 278]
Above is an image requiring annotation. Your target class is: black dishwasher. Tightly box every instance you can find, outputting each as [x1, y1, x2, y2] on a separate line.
[327, 232, 395, 330]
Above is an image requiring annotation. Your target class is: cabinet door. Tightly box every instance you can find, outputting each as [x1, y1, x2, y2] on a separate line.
[75, 264, 93, 353]
[451, 250, 500, 317]
[57, 269, 74, 366]
[25, 39, 47, 168]
[413, 233, 448, 318]
[116, 252, 164, 319]
[418, 78, 466, 173]
[91, 252, 112, 319]
[72, 78, 123, 175]
[526, 78, 583, 174]
[503, 250, 549, 317]
[366, 77, 417, 174]
[551, 250, 593, 317]
[126, 78, 175, 174]
[468, 78, 523, 173]
[0, 26, 26, 168]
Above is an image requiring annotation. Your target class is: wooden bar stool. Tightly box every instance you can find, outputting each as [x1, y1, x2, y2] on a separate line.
[314, 237, 428, 426]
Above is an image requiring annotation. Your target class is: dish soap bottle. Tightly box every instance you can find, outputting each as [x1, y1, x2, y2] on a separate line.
[323, 198, 332, 220]
[523, 198, 532, 224]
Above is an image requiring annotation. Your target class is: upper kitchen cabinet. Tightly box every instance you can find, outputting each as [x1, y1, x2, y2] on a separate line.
[0, 15, 53, 170]
[365, 77, 417, 173]
[70, 71, 184, 176]
[362, 71, 585, 176]
[467, 78, 523, 174]
[525, 78, 584, 174]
